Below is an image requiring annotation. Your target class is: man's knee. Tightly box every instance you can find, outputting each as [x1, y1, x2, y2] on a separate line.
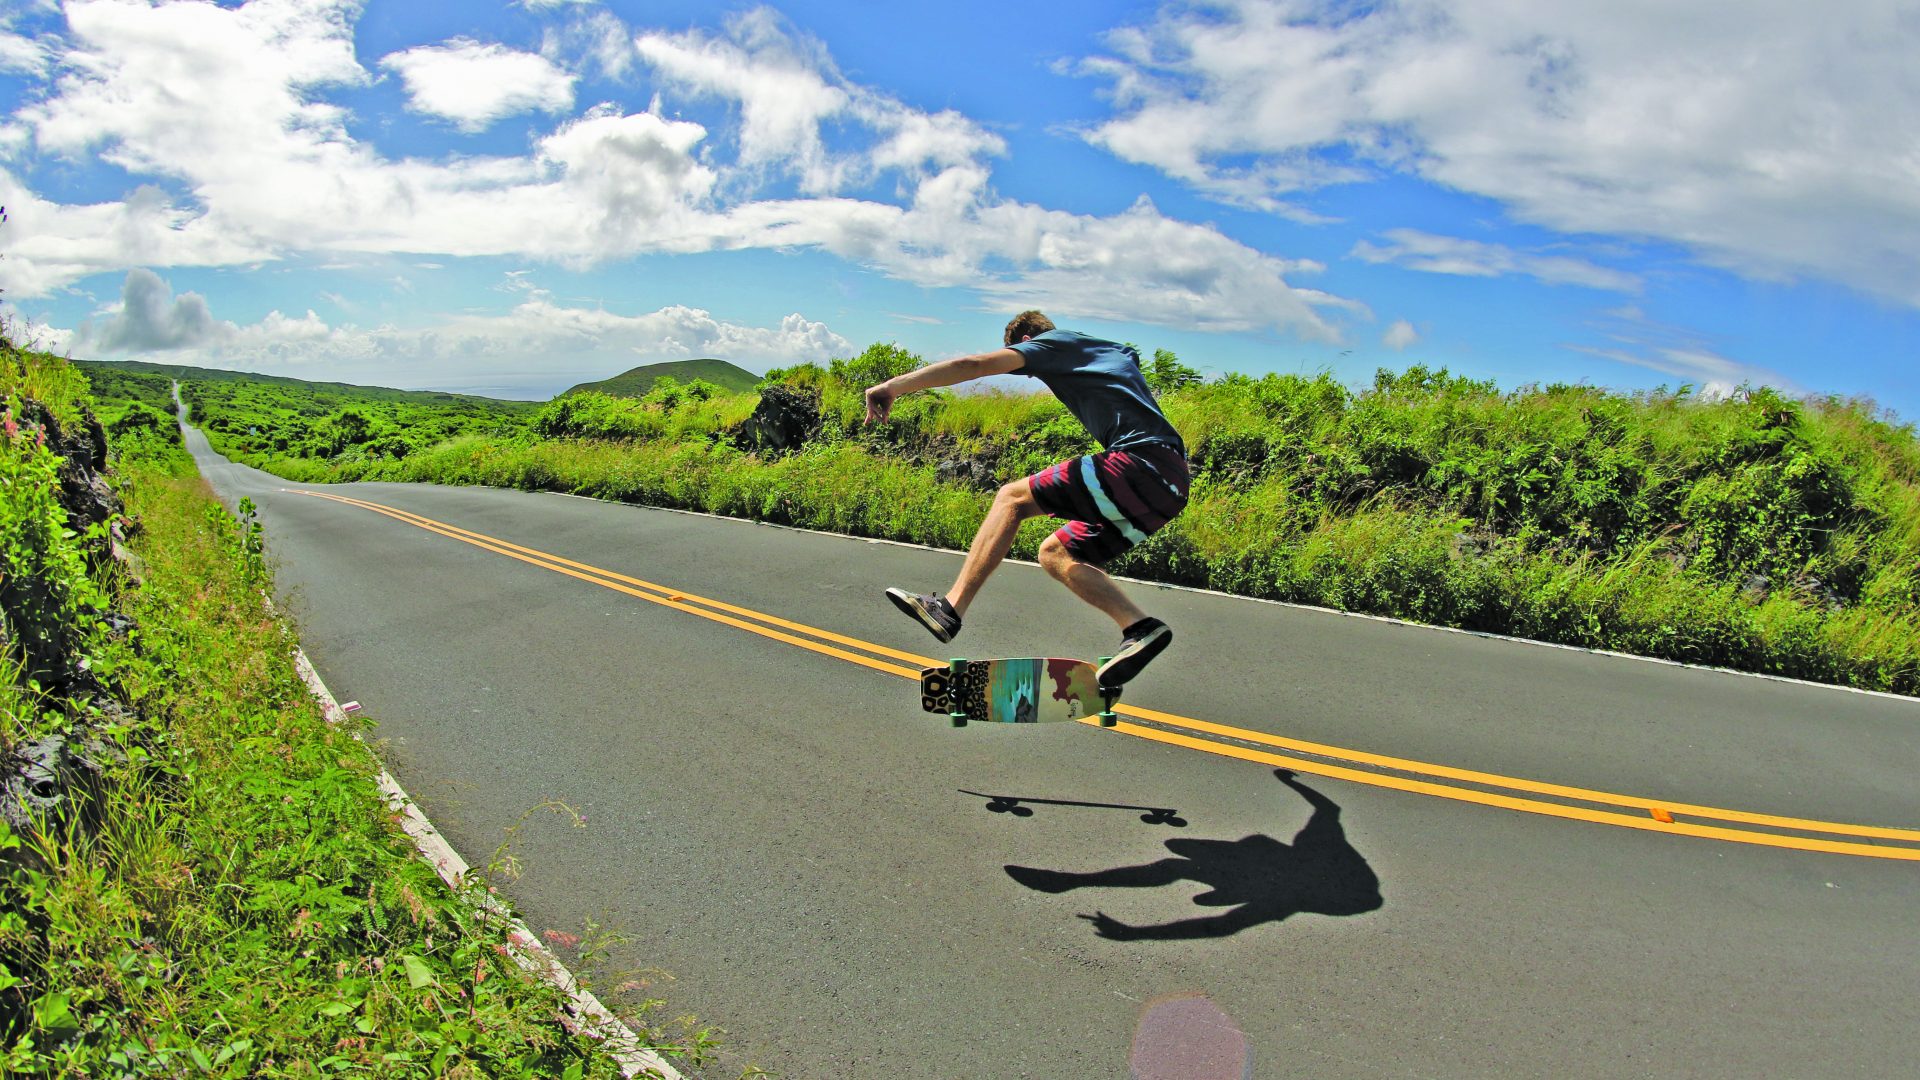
[1038, 533, 1076, 571]
[995, 479, 1040, 517]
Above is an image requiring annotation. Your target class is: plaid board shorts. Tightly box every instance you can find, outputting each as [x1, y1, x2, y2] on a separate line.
[1026, 442, 1190, 564]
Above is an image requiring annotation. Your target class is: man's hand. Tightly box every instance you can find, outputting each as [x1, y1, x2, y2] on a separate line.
[864, 383, 897, 425]
[863, 347, 1023, 425]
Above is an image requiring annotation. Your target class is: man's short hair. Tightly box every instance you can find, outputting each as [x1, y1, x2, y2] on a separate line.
[1005, 310, 1055, 346]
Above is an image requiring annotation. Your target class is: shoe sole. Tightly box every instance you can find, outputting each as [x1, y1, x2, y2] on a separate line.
[886, 588, 955, 644]
[1097, 625, 1171, 688]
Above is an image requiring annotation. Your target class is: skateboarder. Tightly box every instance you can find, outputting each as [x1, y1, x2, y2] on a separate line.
[865, 310, 1189, 688]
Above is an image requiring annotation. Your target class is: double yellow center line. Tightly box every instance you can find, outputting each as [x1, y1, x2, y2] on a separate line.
[288, 489, 1920, 862]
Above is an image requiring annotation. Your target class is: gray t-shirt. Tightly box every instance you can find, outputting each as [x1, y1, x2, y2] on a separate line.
[1009, 330, 1185, 454]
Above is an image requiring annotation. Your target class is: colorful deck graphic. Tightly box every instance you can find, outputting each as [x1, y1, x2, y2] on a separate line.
[920, 658, 1114, 724]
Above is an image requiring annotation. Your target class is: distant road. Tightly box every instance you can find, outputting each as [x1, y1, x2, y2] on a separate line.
[185, 422, 1920, 1079]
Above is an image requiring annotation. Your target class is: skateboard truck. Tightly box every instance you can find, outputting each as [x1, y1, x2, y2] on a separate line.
[948, 658, 970, 727]
[1096, 655, 1119, 727]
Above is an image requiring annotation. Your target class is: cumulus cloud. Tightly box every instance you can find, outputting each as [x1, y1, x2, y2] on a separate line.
[380, 39, 576, 133]
[26, 0, 367, 176]
[1351, 230, 1640, 292]
[1, 0, 1353, 346]
[1081, 0, 1920, 306]
[1383, 319, 1418, 350]
[81, 268, 233, 352]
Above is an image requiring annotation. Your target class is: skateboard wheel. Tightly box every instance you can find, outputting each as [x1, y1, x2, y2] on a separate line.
[950, 714, 969, 728]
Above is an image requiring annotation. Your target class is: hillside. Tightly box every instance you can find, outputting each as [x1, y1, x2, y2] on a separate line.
[72, 358, 541, 410]
[564, 358, 760, 397]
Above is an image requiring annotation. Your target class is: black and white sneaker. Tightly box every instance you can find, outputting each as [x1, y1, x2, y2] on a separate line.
[886, 587, 962, 643]
[1097, 618, 1172, 688]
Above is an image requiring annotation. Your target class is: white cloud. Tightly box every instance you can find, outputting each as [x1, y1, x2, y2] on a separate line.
[1082, 0, 1920, 307]
[27, 0, 368, 176]
[635, 9, 854, 194]
[380, 39, 575, 133]
[1569, 344, 1793, 401]
[58, 269, 852, 396]
[83, 267, 232, 351]
[1383, 319, 1418, 350]
[721, 177, 1346, 339]
[1351, 229, 1640, 292]
[0, 30, 50, 75]
[4, 314, 74, 357]
[0, 172, 275, 294]
[1567, 306, 1794, 399]
[0, 0, 1355, 347]
[632, 7, 1004, 195]
[541, 8, 635, 82]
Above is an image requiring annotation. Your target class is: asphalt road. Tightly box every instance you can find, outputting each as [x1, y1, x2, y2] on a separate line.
[183, 424, 1920, 1079]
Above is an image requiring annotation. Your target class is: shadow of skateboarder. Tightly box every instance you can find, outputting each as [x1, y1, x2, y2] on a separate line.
[1005, 769, 1382, 939]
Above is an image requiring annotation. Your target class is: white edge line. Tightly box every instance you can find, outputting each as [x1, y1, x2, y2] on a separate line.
[291, 649, 685, 1080]
[545, 490, 1919, 707]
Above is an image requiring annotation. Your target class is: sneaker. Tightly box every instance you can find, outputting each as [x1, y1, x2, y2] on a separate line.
[886, 587, 961, 643]
[1097, 618, 1172, 688]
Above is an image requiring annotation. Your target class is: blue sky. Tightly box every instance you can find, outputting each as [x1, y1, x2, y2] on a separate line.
[1, 0, 1915, 422]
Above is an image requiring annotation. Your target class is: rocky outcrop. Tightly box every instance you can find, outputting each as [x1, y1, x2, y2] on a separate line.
[734, 384, 821, 454]
[935, 457, 998, 492]
[1, 390, 144, 863]
[20, 397, 122, 568]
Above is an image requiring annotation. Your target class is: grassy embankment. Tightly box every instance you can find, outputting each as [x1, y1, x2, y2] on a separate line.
[133, 345, 1920, 697]
[5, 341, 722, 1075]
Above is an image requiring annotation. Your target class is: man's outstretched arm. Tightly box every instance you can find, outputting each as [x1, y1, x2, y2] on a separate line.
[864, 348, 1024, 424]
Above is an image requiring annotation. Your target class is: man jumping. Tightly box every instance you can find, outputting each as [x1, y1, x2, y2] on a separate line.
[864, 310, 1190, 689]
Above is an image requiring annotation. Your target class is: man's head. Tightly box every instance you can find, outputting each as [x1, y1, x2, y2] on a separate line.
[1004, 310, 1055, 346]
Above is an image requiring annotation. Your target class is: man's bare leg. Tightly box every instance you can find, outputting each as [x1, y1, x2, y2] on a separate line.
[946, 479, 1042, 618]
[1037, 534, 1148, 629]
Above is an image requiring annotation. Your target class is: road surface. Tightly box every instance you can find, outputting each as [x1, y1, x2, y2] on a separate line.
[185, 425, 1920, 1079]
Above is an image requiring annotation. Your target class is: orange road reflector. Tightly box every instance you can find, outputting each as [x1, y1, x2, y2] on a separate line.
[1651, 808, 1675, 823]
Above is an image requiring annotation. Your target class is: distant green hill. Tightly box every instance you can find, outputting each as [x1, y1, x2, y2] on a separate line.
[71, 358, 541, 411]
[564, 358, 760, 397]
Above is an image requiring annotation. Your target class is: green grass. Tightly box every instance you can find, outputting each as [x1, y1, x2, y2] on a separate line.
[156, 341, 1920, 697]
[5, 340, 738, 1076]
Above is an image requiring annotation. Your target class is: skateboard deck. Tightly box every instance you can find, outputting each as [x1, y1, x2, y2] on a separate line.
[920, 657, 1118, 726]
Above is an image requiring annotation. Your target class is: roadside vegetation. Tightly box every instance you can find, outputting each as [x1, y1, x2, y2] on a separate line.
[88, 344, 1920, 697]
[6, 338, 721, 1075]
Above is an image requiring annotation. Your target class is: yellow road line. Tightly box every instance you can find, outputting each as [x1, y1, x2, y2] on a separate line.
[287, 489, 1920, 862]
[1098, 722, 1920, 861]
[1112, 704, 1920, 844]
[290, 490, 917, 679]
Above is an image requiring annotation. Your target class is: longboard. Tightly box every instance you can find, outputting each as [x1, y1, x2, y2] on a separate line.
[919, 657, 1119, 727]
